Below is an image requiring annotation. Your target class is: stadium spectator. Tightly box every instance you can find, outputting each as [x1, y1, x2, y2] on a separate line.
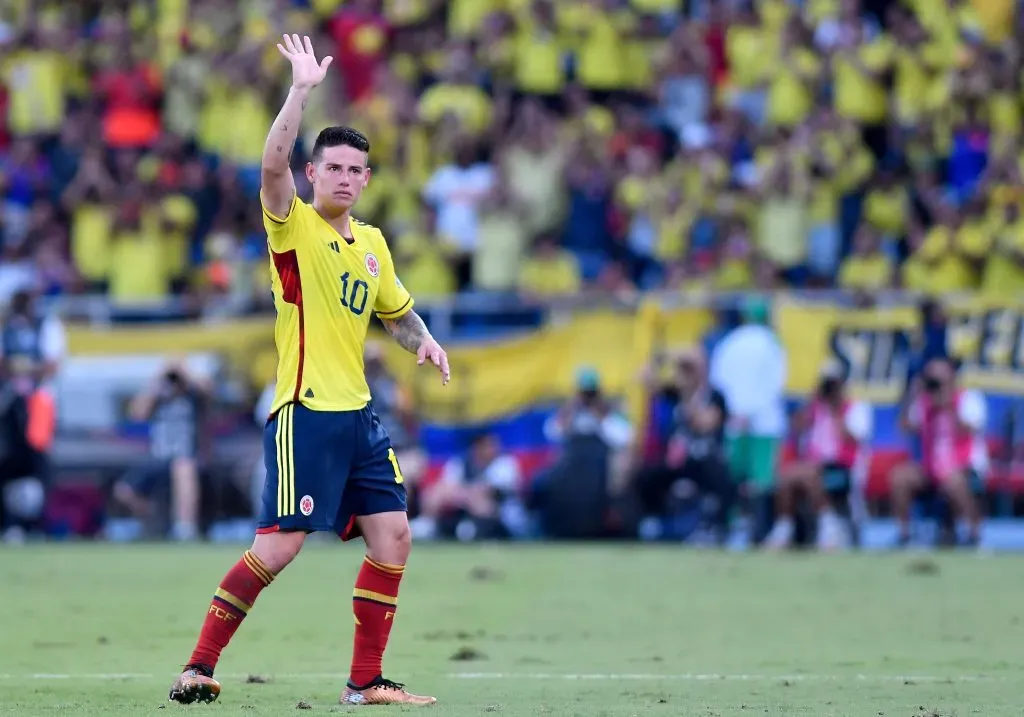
[633, 347, 735, 544]
[422, 136, 494, 288]
[391, 202, 458, 299]
[0, 289, 66, 385]
[473, 171, 529, 292]
[328, 0, 392, 103]
[709, 298, 787, 545]
[838, 224, 893, 293]
[0, 0, 1020, 307]
[517, 233, 583, 300]
[2, 0, 1024, 548]
[112, 360, 209, 541]
[412, 432, 524, 541]
[765, 360, 872, 551]
[0, 352, 53, 544]
[534, 367, 634, 540]
[890, 356, 988, 547]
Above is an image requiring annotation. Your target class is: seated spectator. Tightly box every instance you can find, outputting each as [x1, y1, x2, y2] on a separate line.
[889, 357, 988, 547]
[112, 360, 208, 541]
[412, 433, 524, 541]
[765, 361, 872, 551]
[633, 348, 735, 544]
[533, 367, 634, 539]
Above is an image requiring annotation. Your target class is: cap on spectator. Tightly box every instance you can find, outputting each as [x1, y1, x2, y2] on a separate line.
[742, 296, 769, 325]
[575, 367, 601, 392]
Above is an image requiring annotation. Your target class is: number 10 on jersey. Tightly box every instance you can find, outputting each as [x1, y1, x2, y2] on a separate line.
[339, 272, 369, 316]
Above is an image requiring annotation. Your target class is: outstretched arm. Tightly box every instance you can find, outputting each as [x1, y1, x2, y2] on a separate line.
[261, 34, 333, 219]
[381, 310, 451, 385]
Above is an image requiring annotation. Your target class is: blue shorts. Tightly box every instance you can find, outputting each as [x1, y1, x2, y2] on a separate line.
[256, 402, 407, 540]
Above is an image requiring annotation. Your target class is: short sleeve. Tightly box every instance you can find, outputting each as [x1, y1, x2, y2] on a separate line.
[957, 390, 987, 431]
[374, 238, 415, 320]
[600, 413, 635, 450]
[440, 458, 465, 486]
[39, 316, 66, 363]
[261, 190, 301, 251]
[845, 400, 873, 442]
[485, 456, 522, 493]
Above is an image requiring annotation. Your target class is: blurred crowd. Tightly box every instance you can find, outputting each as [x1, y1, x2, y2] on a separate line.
[1, 0, 1022, 313]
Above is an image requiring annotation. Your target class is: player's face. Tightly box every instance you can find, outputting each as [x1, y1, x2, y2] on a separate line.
[307, 144, 371, 213]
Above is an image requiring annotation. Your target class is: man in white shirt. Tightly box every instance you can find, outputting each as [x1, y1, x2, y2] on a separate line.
[422, 138, 494, 286]
[709, 299, 787, 542]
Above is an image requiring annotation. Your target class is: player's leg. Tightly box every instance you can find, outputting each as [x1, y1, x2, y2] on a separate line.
[889, 461, 925, 545]
[764, 460, 812, 548]
[170, 403, 342, 704]
[339, 406, 436, 706]
[937, 469, 983, 546]
[747, 435, 780, 544]
[814, 465, 851, 551]
[168, 455, 201, 541]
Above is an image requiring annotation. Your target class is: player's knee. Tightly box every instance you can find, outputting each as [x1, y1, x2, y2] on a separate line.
[361, 513, 412, 566]
[251, 530, 306, 573]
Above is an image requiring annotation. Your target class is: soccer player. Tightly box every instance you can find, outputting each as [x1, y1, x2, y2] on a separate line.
[168, 34, 449, 707]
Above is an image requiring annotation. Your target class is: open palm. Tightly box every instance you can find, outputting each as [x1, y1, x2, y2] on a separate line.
[276, 34, 333, 90]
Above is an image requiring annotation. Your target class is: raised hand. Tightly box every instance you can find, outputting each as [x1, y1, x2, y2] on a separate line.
[276, 34, 333, 91]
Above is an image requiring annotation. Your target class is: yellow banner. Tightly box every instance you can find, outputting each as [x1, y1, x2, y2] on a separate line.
[379, 306, 711, 425]
[774, 296, 1024, 402]
[67, 318, 281, 388]
[67, 307, 713, 425]
[945, 296, 1024, 394]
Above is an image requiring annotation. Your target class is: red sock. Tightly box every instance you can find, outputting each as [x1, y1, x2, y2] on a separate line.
[349, 556, 405, 687]
[187, 550, 275, 672]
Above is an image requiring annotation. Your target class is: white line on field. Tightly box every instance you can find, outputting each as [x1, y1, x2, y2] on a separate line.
[0, 672, 1006, 683]
[447, 673, 1001, 682]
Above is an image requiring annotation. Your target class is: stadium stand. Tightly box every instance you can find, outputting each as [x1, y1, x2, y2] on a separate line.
[1, 0, 1023, 544]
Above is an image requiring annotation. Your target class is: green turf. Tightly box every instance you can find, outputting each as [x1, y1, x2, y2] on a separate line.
[1, 543, 1021, 716]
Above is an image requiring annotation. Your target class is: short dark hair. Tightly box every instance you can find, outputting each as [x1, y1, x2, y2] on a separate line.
[311, 126, 370, 164]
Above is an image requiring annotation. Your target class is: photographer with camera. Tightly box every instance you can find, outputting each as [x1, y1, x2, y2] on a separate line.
[532, 368, 634, 539]
[633, 348, 735, 545]
[889, 356, 987, 547]
[0, 358, 54, 543]
[112, 359, 209, 541]
[765, 360, 872, 551]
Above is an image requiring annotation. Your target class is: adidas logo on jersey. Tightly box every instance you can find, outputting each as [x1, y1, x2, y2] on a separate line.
[327, 241, 341, 253]
[304, 388, 315, 399]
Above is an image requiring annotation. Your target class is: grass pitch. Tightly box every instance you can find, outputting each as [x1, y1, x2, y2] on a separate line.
[1, 543, 1021, 716]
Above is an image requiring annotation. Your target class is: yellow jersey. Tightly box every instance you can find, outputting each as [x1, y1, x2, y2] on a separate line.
[263, 193, 414, 416]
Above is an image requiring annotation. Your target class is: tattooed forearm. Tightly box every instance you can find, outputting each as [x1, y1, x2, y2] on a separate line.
[262, 87, 309, 175]
[382, 310, 430, 354]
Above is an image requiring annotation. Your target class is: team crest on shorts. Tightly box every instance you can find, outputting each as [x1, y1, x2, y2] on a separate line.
[365, 253, 380, 277]
[299, 495, 315, 516]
